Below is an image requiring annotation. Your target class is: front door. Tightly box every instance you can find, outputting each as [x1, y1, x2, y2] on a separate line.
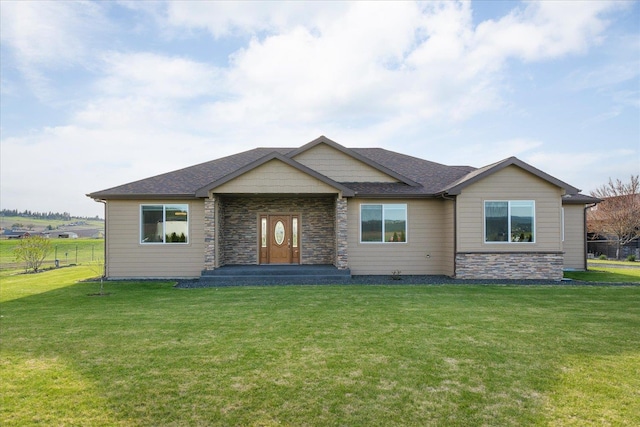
[259, 214, 300, 264]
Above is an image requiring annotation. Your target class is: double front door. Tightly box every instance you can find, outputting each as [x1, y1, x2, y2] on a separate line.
[259, 214, 300, 264]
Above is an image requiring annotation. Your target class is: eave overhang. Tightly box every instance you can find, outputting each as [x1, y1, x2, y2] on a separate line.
[86, 193, 199, 201]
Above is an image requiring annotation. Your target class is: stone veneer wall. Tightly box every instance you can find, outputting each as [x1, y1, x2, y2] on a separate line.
[203, 197, 216, 270]
[335, 198, 348, 269]
[221, 196, 336, 265]
[455, 252, 564, 280]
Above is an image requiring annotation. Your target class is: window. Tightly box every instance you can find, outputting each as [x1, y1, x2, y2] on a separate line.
[141, 204, 189, 244]
[485, 200, 535, 243]
[360, 204, 407, 243]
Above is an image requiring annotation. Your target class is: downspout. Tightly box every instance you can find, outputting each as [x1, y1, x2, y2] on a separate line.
[95, 199, 107, 279]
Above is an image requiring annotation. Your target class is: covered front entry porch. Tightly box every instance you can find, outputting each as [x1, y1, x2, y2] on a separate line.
[203, 195, 348, 274]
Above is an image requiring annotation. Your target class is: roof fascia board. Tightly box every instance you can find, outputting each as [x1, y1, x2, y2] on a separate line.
[86, 193, 198, 200]
[444, 157, 580, 195]
[352, 193, 436, 199]
[287, 135, 422, 187]
[562, 194, 602, 205]
[195, 151, 355, 197]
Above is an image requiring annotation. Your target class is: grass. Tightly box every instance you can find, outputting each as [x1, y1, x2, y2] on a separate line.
[589, 258, 639, 266]
[1, 267, 639, 426]
[0, 238, 104, 271]
[564, 266, 640, 282]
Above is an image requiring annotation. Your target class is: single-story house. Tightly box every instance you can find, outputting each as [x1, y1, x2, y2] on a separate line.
[87, 136, 599, 280]
[5, 231, 32, 239]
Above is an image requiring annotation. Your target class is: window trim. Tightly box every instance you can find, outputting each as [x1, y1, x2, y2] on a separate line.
[484, 200, 535, 244]
[359, 203, 408, 244]
[140, 204, 190, 245]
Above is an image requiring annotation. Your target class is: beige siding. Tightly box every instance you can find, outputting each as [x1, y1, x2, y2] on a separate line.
[456, 166, 564, 252]
[441, 199, 455, 276]
[293, 143, 398, 182]
[347, 198, 452, 275]
[214, 159, 339, 194]
[105, 200, 205, 278]
[563, 205, 586, 270]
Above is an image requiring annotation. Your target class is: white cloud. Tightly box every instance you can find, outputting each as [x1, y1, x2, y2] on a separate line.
[527, 148, 639, 194]
[163, 1, 348, 38]
[0, 0, 106, 99]
[97, 52, 224, 99]
[471, 0, 619, 64]
[1, 1, 636, 217]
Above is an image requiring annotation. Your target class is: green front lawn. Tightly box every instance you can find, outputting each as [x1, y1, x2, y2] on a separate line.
[564, 267, 640, 282]
[1, 267, 639, 426]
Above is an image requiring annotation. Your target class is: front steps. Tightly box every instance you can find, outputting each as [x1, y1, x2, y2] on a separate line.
[199, 264, 352, 285]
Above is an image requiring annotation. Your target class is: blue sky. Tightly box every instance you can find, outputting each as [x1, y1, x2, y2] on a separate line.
[1, 1, 638, 218]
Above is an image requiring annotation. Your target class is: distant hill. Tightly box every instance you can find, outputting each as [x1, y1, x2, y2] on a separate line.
[0, 210, 104, 237]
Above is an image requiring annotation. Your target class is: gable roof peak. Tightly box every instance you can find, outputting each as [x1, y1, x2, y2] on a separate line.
[443, 156, 580, 195]
[194, 150, 355, 197]
[288, 135, 421, 187]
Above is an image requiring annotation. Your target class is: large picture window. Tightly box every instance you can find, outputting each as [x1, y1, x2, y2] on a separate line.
[141, 204, 189, 244]
[485, 200, 535, 243]
[361, 204, 407, 243]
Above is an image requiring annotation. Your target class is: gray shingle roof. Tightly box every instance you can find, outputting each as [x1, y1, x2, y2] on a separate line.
[88, 148, 290, 198]
[87, 137, 586, 201]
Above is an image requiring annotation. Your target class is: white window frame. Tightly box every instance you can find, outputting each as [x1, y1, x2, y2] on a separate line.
[360, 203, 408, 244]
[484, 200, 535, 244]
[140, 204, 189, 245]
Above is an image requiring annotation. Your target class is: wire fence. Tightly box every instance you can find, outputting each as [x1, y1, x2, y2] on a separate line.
[0, 239, 105, 272]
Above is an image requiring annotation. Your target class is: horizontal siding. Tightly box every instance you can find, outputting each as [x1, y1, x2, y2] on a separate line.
[563, 205, 586, 269]
[347, 198, 451, 275]
[215, 159, 339, 194]
[293, 143, 397, 182]
[442, 199, 455, 276]
[457, 166, 563, 253]
[106, 200, 205, 278]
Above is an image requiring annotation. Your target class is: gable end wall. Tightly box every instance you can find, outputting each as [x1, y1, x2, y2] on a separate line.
[293, 143, 398, 183]
[455, 166, 565, 280]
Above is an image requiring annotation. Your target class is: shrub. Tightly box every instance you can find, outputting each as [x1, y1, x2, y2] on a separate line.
[627, 254, 637, 262]
[598, 254, 608, 260]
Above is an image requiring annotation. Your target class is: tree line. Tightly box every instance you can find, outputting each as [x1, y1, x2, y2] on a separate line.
[0, 209, 102, 221]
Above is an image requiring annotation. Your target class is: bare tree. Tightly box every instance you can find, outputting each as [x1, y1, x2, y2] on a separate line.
[87, 259, 107, 295]
[588, 175, 640, 259]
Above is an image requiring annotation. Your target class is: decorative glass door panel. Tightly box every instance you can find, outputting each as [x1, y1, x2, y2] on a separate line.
[259, 214, 300, 264]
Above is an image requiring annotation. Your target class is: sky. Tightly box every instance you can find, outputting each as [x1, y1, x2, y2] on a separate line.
[1, 1, 639, 218]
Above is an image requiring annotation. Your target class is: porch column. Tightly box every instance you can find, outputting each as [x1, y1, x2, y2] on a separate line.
[204, 196, 217, 271]
[335, 196, 348, 269]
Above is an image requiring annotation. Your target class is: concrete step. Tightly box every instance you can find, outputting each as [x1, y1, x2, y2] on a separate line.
[202, 264, 351, 277]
